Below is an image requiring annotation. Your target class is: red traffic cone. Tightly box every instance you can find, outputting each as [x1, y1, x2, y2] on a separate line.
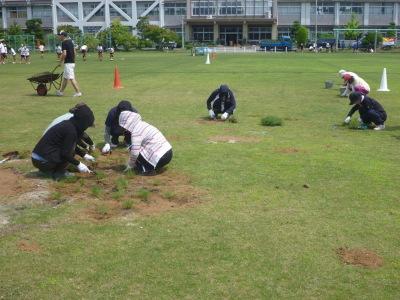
[113, 66, 123, 89]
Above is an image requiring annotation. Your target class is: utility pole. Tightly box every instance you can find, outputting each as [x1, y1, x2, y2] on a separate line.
[181, 17, 185, 49]
[315, 0, 318, 48]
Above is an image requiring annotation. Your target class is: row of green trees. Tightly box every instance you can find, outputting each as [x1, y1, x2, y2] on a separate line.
[0, 19, 45, 43]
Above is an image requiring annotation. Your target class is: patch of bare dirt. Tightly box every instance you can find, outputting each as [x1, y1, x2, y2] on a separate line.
[17, 240, 42, 253]
[195, 118, 226, 125]
[53, 150, 206, 220]
[337, 247, 383, 268]
[208, 135, 262, 144]
[0, 169, 32, 198]
[275, 147, 301, 154]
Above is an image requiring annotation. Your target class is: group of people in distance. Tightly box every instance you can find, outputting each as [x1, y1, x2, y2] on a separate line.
[0, 39, 32, 64]
[31, 84, 237, 180]
[339, 69, 387, 131]
[79, 43, 114, 62]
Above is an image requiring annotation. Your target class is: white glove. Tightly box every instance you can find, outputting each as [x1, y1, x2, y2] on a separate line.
[124, 165, 133, 172]
[344, 116, 351, 124]
[221, 112, 229, 120]
[102, 143, 111, 154]
[77, 162, 92, 173]
[83, 154, 96, 162]
[208, 109, 216, 119]
[89, 144, 96, 151]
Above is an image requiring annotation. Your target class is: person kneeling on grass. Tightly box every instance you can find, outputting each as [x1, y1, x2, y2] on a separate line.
[44, 103, 96, 163]
[119, 111, 173, 176]
[344, 92, 387, 131]
[31, 104, 95, 180]
[207, 84, 236, 121]
[102, 100, 138, 154]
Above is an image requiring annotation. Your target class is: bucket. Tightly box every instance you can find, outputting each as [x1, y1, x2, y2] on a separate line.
[325, 80, 334, 89]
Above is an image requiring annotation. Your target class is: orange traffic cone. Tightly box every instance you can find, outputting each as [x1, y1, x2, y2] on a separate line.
[113, 66, 123, 89]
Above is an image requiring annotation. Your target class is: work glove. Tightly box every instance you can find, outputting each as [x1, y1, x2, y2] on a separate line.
[77, 162, 92, 173]
[124, 165, 133, 173]
[102, 143, 111, 154]
[221, 112, 229, 120]
[208, 109, 216, 119]
[83, 154, 96, 162]
[344, 116, 351, 124]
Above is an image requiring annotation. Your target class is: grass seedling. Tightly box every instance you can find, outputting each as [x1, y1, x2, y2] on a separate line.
[124, 169, 136, 179]
[115, 177, 128, 192]
[163, 191, 176, 201]
[112, 190, 124, 201]
[122, 199, 134, 210]
[51, 191, 62, 201]
[347, 118, 362, 130]
[91, 186, 102, 198]
[61, 176, 79, 184]
[95, 171, 106, 181]
[261, 116, 283, 127]
[137, 188, 150, 202]
[95, 204, 109, 217]
[228, 116, 238, 123]
[152, 179, 162, 186]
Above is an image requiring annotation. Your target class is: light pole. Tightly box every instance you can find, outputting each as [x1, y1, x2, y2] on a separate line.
[181, 16, 185, 49]
[315, 0, 318, 47]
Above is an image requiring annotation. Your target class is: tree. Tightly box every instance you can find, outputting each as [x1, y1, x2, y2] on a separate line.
[135, 17, 179, 49]
[294, 26, 308, 46]
[362, 32, 383, 49]
[98, 19, 137, 50]
[386, 22, 396, 38]
[290, 21, 301, 37]
[344, 14, 360, 40]
[8, 23, 23, 35]
[57, 25, 82, 36]
[83, 34, 99, 50]
[25, 19, 44, 42]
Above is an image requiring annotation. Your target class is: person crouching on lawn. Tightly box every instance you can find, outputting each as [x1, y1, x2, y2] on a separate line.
[338, 69, 370, 96]
[31, 104, 95, 180]
[344, 92, 387, 131]
[119, 111, 173, 176]
[207, 84, 236, 121]
[101, 100, 138, 154]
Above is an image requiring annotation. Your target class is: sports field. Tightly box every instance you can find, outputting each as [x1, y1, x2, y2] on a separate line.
[0, 51, 399, 298]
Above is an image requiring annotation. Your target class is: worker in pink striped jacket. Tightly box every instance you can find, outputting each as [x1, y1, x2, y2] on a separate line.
[119, 111, 173, 175]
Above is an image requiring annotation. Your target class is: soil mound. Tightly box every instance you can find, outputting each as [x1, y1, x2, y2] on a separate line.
[337, 247, 383, 268]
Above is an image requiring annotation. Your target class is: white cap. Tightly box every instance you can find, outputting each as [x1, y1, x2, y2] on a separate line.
[338, 69, 346, 77]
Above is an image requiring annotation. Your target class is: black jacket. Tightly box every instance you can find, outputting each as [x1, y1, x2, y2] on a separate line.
[33, 106, 94, 165]
[105, 101, 137, 134]
[347, 96, 386, 117]
[206, 85, 236, 114]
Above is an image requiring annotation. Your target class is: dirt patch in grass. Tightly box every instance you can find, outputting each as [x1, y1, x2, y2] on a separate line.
[337, 247, 383, 268]
[17, 240, 42, 253]
[208, 135, 262, 144]
[53, 151, 206, 219]
[275, 147, 302, 154]
[0, 169, 32, 198]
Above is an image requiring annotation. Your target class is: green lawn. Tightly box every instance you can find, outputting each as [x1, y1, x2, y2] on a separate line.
[0, 51, 400, 299]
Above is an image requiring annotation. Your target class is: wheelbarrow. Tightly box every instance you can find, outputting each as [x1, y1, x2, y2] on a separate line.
[27, 65, 63, 96]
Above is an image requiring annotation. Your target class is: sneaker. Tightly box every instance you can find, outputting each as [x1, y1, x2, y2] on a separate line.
[374, 124, 385, 131]
[56, 90, 63, 96]
[73, 92, 82, 97]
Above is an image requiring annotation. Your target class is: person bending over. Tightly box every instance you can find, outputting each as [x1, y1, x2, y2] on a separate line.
[102, 100, 138, 154]
[119, 111, 172, 176]
[31, 105, 95, 180]
[207, 84, 236, 121]
[344, 92, 387, 131]
[338, 69, 370, 96]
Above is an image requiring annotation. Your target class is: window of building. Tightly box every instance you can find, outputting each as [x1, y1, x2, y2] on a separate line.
[32, 6, 52, 18]
[167, 26, 183, 37]
[339, 2, 363, 14]
[83, 2, 104, 17]
[164, 2, 186, 15]
[192, 25, 213, 41]
[192, 0, 215, 16]
[8, 7, 27, 19]
[278, 3, 301, 15]
[248, 26, 271, 41]
[369, 3, 393, 15]
[137, 1, 159, 17]
[311, 2, 335, 15]
[219, 1, 244, 16]
[58, 3, 79, 18]
[111, 2, 132, 17]
[83, 26, 102, 34]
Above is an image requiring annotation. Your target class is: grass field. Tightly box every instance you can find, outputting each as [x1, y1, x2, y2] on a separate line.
[0, 51, 400, 299]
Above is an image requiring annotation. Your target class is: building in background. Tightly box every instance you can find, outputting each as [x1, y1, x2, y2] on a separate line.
[0, 0, 399, 44]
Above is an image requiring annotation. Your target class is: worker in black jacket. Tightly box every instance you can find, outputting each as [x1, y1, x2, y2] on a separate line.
[344, 92, 387, 131]
[31, 104, 95, 179]
[102, 100, 138, 154]
[207, 84, 236, 121]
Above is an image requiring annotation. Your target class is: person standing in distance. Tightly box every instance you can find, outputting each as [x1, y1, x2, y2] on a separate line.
[56, 31, 82, 97]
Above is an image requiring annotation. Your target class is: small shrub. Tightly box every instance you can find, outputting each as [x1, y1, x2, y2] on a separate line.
[91, 186, 102, 198]
[122, 199, 134, 210]
[137, 188, 150, 202]
[261, 116, 283, 127]
[163, 191, 175, 200]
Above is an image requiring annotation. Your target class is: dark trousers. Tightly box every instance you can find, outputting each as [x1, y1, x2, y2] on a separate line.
[360, 109, 387, 125]
[134, 149, 173, 175]
[32, 158, 68, 178]
[111, 127, 131, 145]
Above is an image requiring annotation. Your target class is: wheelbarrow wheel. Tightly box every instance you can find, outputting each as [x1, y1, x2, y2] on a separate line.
[37, 83, 48, 96]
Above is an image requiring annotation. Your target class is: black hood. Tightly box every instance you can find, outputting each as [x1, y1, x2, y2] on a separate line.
[349, 92, 362, 105]
[117, 100, 134, 114]
[219, 85, 230, 98]
[71, 105, 95, 132]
